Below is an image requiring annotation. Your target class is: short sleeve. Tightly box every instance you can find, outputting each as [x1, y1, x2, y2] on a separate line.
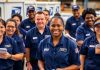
[76, 26, 85, 41]
[80, 40, 88, 55]
[69, 40, 80, 65]
[11, 38, 20, 54]
[37, 40, 44, 60]
[65, 19, 71, 31]
[17, 38, 25, 53]
[25, 31, 31, 48]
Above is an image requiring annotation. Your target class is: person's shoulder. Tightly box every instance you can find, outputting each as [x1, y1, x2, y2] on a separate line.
[40, 36, 50, 43]
[21, 18, 29, 23]
[84, 35, 95, 42]
[13, 34, 23, 41]
[77, 23, 85, 30]
[4, 36, 15, 43]
[67, 16, 73, 21]
[27, 27, 36, 33]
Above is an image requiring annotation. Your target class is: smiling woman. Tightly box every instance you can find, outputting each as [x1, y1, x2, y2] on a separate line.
[0, 18, 24, 70]
[37, 16, 80, 70]
[80, 17, 100, 70]
[5, 18, 25, 70]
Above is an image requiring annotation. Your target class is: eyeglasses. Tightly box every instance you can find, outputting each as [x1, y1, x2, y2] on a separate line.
[6, 26, 15, 28]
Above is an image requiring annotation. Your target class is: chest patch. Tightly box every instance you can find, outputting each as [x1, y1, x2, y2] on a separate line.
[59, 48, 67, 52]
[72, 23, 76, 26]
[4, 44, 11, 48]
[33, 37, 38, 40]
[44, 48, 49, 52]
[26, 26, 30, 28]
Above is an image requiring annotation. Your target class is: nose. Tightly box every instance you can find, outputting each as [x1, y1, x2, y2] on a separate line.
[54, 26, 58, 29]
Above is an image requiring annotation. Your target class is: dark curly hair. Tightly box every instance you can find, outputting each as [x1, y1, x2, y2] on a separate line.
[82, 8, 96, 20]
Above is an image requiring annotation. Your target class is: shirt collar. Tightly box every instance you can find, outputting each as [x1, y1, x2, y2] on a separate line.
[48, 34, 65, 47]
[35, 26, 49, 34]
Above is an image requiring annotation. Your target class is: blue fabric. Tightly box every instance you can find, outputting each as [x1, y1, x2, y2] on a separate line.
[25, 26, 51, 69]
[76, 23, 94, 41]
[12, 34, 25, 70]
[0, 36, 19, 70]
[65, 16, 84, 38]
[38, 35, 80, 70]
[19, 18, 36, 36]
[80, 34, 100, 70]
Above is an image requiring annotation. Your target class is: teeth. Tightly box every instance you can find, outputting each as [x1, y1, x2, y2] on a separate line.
[53, 30, 59, 33]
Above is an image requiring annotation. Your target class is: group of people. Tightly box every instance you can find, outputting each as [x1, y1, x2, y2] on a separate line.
[0, 4, 100, 70]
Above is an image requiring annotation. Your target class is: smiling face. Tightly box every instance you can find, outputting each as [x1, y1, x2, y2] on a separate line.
[85, 14, 95, 27]
[28, 10, 35, 19]
[12, 16, 21, 27]
[35, 13, 46, 29]
[0, 22, 5, 37]
[72, 9, 80, 19]
[94, 24, 100, 35]
[6, 21, 16, 36]
[50, 17, 64, 38]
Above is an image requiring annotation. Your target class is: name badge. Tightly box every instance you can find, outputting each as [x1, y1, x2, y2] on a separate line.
[44, 48, 49, 52]
[72, 23, 76, 26]
[89, 45, 95, 48]
[86, 33, 90, 36]
[5, 44, 11, 48]
[33, 37, 38, 40]
[26, 26, 30, 28]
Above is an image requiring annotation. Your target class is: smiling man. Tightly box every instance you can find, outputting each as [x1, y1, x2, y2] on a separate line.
[25, 11, 51, 70]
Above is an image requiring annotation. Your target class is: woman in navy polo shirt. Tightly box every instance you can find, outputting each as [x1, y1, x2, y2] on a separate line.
[76, 8, 96, 49]
[6, 19, 25, 70]
[38, 16, 80, 70]
[80, 17, 100, 70]
[0, 18, 21, 70]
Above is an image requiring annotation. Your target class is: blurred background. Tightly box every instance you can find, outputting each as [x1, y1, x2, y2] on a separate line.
[0, 0, 100, 22]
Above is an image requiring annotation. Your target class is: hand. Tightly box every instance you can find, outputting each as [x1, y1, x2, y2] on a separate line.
[0, 52, 11, 59]
[27, 62, 32, 70]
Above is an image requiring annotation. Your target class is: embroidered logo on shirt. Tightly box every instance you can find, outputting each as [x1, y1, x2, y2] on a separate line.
[89, 45, 95, 48]
[59, 48, 67, 52]
[75, 48, 79, 53]
[26, 26, 30, 28]
[44, 48, 49, 52]
[86, 33, 90, 36]
[5, 44, 11, 48]
[33, 37, 38, 40]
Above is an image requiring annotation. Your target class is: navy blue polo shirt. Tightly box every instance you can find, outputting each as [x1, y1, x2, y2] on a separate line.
[65, 16, 84, 38]
[38, 35, 80, 70]
[12, 34, 25, 53]
[0, 36, 19, 70]
[80, 34, 100, 70]
[76, 23, 94, 41]
[12, 34, 25, 70]
[25, 26, 51, 59]
[19, 18, 36, 35]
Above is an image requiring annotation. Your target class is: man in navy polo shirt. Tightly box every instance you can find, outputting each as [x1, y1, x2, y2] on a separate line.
[76, 8, 96, 48]
[25, 11, 51, 70]
[65, 5, 84, 40]
[19, 5, 36, 37]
